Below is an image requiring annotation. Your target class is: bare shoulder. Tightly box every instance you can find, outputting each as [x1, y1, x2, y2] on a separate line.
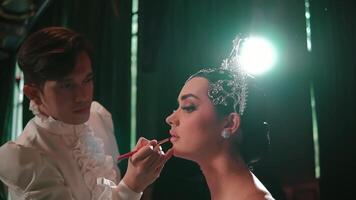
[247, 172, 275, 200]
[245, 192, 275, 200]
[244, 192, 275, 200]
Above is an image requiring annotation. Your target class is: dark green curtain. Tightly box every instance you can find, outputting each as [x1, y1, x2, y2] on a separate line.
[137, 0, 314, 199]
[0, 57, 15, 145]
[23, 0, 133, 155]
[0, 57, 15, 200]
[310, 1, 356, 199]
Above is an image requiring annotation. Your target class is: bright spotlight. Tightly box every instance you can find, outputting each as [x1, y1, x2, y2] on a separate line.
[240, 37, 277, 75]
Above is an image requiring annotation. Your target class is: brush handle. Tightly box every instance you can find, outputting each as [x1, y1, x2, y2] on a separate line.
[116, 138, 170, 161]
[117, 149, 138, 161]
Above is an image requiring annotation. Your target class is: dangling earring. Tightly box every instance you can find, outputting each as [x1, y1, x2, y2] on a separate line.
[221, 130, 230, 139]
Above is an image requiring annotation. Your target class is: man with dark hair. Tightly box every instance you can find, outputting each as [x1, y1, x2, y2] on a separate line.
[0, 27, 172, 200]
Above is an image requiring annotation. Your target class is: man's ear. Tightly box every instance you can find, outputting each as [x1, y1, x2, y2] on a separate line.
[23, 85, 42, 105]
[224, 113, 240, 134]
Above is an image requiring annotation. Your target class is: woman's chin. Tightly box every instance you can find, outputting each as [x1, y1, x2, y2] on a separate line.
[172, 150, 193, 161]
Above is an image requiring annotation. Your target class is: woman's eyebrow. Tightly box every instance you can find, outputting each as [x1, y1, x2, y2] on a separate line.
[179, 93, 200, 102]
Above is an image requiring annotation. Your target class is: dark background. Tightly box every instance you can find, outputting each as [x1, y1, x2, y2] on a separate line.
[1, 0, 355, 199]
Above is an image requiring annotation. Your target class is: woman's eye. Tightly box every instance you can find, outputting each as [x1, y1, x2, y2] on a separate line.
[181, 105, 196, 113]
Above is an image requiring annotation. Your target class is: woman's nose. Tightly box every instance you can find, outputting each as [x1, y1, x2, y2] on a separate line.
[165, 110, 177, 126]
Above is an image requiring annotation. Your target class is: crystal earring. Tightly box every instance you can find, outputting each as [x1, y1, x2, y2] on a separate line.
[221, 130, 230, 139]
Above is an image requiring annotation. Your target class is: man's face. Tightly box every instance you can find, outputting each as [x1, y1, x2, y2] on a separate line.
[38, 51, 94, 124]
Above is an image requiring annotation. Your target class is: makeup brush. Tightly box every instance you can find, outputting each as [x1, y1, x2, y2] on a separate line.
[117, 138, 170, 161]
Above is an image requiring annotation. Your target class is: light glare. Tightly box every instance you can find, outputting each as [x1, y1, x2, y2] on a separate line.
[240, 37, 277, 75]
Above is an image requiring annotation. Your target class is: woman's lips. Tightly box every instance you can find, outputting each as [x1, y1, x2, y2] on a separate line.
[170, 136, 179, 142]
[169, 130, 179, 142]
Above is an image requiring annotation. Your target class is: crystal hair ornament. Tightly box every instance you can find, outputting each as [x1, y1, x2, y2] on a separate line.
[188, 35, 248, 115]
[218, 35, 248, 115]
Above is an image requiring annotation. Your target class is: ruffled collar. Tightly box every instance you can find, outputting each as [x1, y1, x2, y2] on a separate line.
[30, 100, 87, 137]
[30, 100, 117, 199]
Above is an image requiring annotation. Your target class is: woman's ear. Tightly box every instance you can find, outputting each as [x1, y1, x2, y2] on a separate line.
[23, 85, 42, 105]
[224, 113, 240, 135]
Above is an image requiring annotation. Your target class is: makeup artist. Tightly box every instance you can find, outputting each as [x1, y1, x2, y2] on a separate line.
[0, 26, 173, 200]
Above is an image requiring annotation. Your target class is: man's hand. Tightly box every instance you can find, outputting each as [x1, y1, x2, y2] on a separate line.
[121, 137, 173, 193]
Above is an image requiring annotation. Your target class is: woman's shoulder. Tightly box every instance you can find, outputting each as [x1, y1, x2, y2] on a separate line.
[244, 192, 275, 200]
[0, 142, 62, 190]
[246, 172, 275, 200]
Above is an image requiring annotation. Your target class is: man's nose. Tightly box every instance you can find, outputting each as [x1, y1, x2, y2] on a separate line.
[75, 85, 89, 102]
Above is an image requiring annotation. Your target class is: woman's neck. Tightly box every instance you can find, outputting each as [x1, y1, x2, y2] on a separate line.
[198, 153, 252, 200]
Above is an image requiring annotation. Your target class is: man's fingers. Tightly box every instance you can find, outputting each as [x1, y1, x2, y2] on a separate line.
[153, 144, 163, 152]
[132, 146, 167, 172]
[149, 140, 158, 146]
[134, 137, 150, 149]
[134, 138, 159, 152]
[153, 161, 165, 177]
[165, 148, 174, 160]
[131, 145, 155, 163]
[152, 150, 173, 177]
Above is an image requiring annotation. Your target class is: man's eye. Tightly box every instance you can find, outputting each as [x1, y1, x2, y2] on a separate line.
[84, 76, 94, 83]
[181, 105, 196, 113]
[60, 83, 74, 89]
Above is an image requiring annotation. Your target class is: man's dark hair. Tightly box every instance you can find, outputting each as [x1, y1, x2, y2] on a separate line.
[17, 27, 93, 86]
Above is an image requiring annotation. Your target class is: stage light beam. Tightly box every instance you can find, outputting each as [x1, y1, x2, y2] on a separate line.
[240, 37, 277, 75]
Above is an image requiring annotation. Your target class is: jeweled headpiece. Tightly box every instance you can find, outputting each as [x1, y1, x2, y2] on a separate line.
[187, 35, 248, 115]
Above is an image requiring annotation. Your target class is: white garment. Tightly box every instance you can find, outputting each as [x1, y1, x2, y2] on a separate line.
[0, 101, 142, 200]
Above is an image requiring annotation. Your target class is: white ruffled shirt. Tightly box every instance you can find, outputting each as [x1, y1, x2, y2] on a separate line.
[0, 101, 142, 200]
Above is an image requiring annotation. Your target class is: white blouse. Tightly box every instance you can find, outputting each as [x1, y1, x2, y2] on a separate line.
[0, 101, 142, 200]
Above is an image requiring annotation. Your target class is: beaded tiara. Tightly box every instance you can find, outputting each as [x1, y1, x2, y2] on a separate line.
[187, 35, 248, 115]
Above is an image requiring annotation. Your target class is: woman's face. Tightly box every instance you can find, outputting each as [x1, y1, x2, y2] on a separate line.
[166, 77, 225, 161]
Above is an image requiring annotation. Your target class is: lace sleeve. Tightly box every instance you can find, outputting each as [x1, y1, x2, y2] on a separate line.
[0, 142, 74, 200]
[111, 180, 143, 200]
